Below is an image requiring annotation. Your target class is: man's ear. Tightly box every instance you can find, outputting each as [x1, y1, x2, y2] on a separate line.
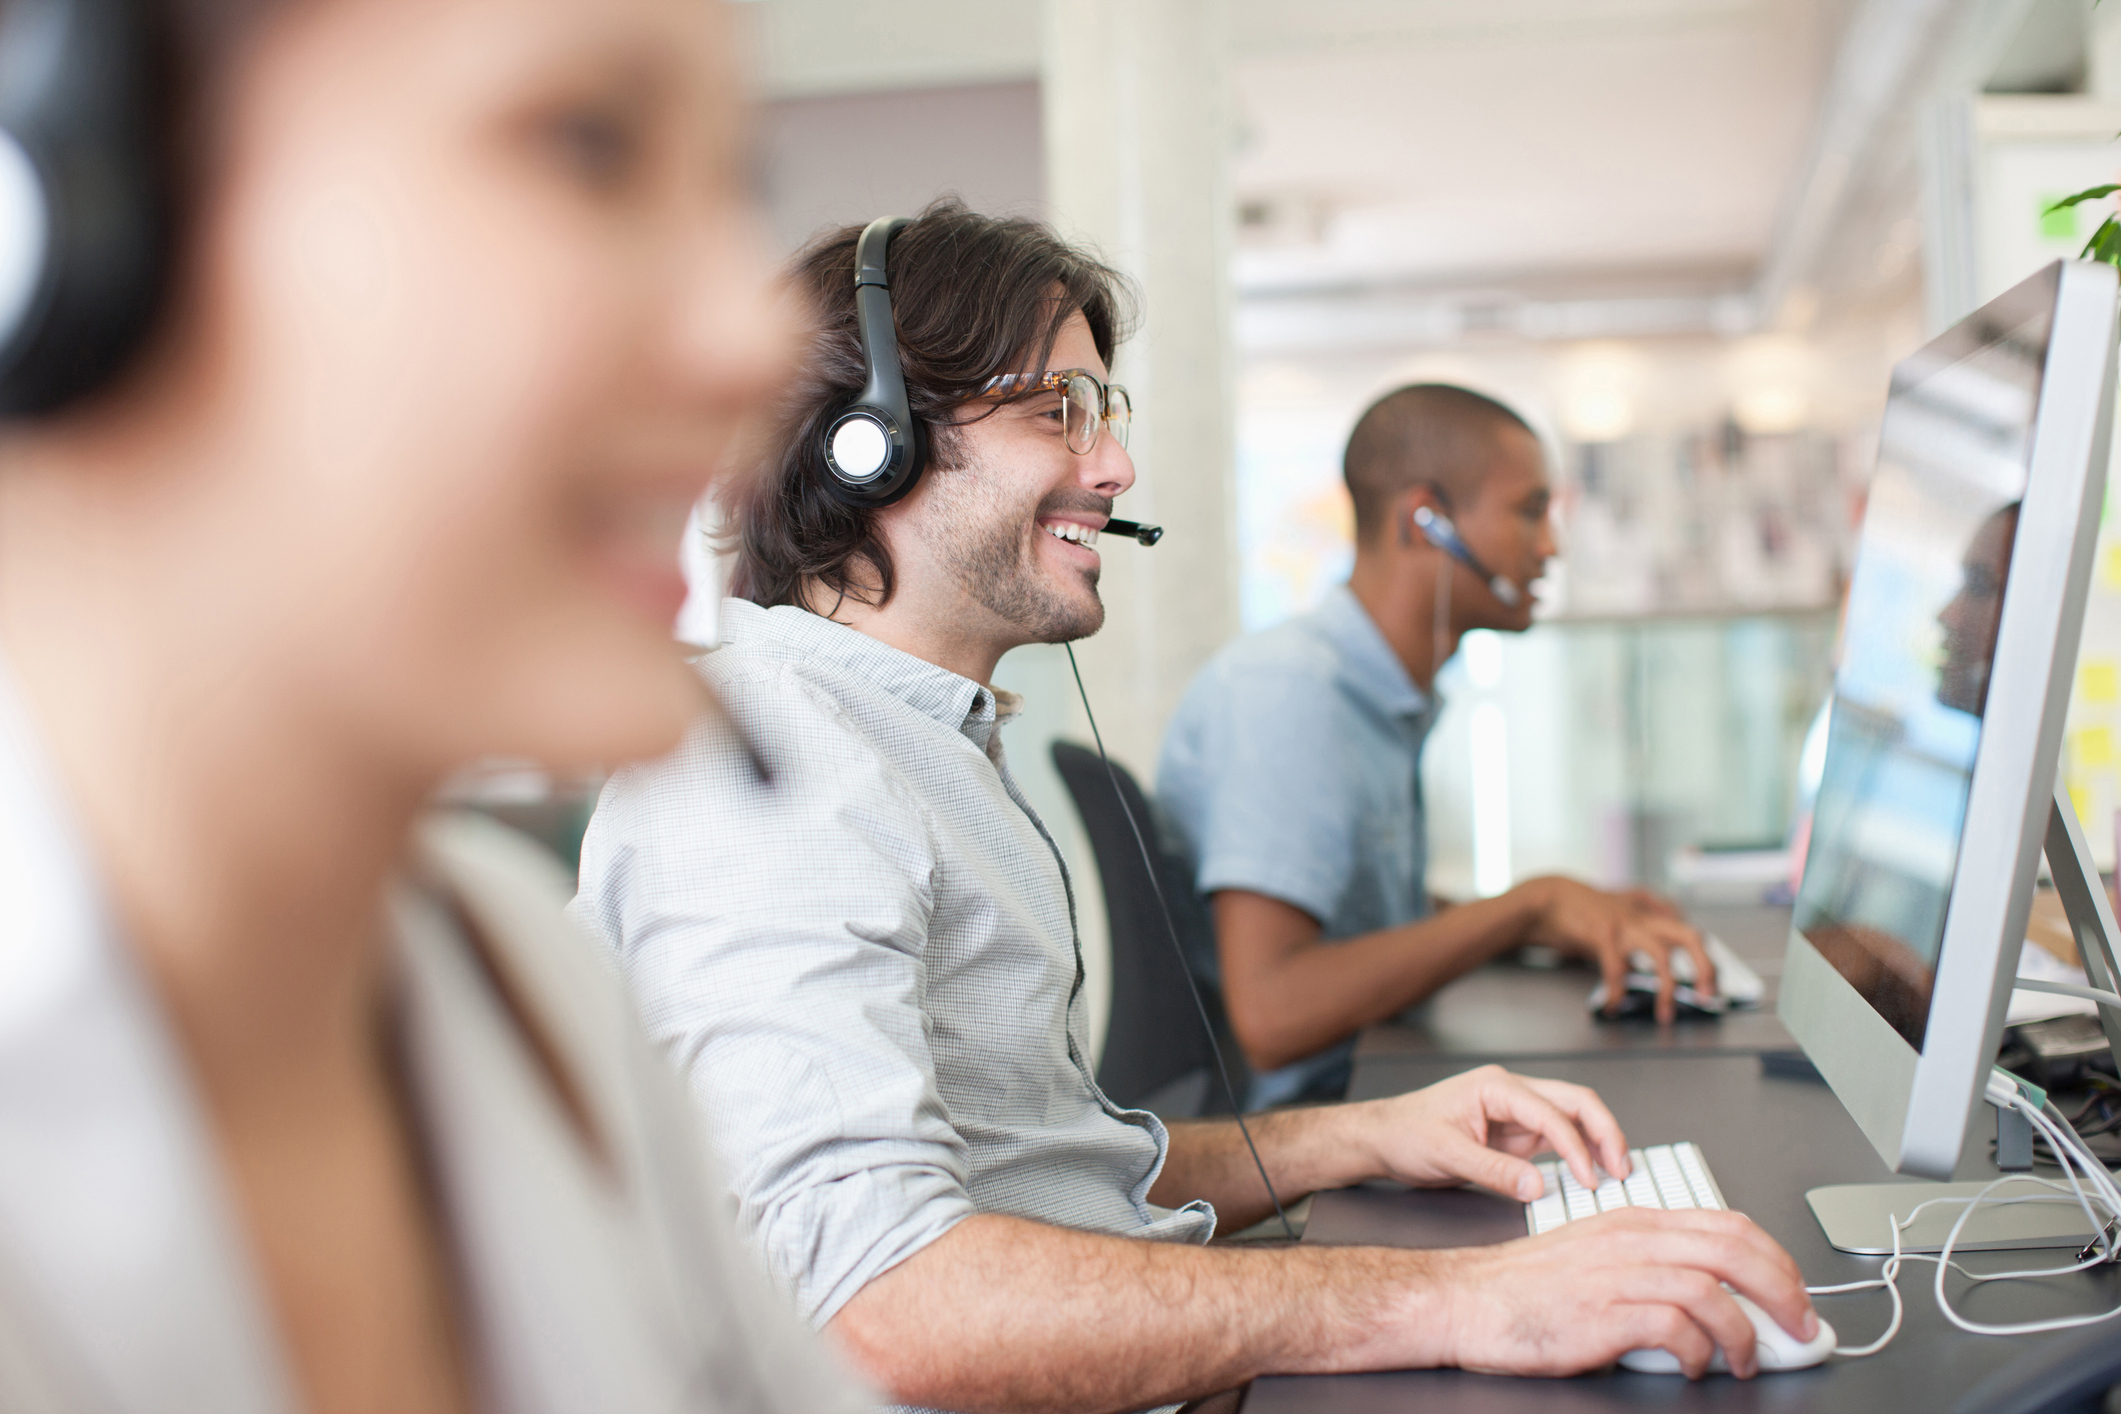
[1396, 483, 1447, 549]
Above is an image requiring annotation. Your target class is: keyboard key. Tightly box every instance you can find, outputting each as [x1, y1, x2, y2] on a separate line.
[1648, 1150, 1696, 1208]
[1525, 1141, 1738, 1235]
[1675, 1145, 1725, 1210]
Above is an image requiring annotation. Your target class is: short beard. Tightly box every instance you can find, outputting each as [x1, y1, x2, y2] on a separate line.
[916, 453, 1107, 645]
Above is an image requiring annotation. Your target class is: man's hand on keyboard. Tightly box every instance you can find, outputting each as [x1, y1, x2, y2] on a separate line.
[1426, 1207, 1817, 1380]
[1519, 877, 1715, 1023]
[1343, 1064, 1630, 1201]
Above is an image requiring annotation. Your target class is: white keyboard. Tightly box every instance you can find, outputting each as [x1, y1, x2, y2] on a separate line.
[1525, 1141, 1730, 1235]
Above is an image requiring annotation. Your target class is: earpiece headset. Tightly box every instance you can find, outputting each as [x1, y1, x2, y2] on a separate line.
[819, 215, 928, 507]
[0, 0, 171, 416]
[1404, 494, 1524, 607]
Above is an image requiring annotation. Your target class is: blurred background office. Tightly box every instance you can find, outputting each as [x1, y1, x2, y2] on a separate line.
[467, 0, 2121, 1061]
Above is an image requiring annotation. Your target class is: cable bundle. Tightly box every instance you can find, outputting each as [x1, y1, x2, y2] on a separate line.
[1811, 1071, 2121, 1356]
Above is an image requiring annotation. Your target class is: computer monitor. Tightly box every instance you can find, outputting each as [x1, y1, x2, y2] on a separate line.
[1780, 260, 2121, 1208]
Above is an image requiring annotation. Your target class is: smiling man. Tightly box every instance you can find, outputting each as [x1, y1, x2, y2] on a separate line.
[1160, 385, 1718, 1107]
[571, 204, 1813, 1413]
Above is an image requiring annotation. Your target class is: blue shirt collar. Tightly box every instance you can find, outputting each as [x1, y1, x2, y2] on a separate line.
[1312, 584, 1434, 720]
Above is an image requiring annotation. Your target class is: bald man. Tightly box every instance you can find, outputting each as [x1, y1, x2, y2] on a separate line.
[1158, 384, 1713, 1106]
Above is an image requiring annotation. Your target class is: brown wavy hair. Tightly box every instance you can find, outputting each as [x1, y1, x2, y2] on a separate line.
[725, 198, 1135, 612]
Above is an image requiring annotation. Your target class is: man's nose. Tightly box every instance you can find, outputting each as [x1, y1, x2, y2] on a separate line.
[1085, 434, 1136, 498]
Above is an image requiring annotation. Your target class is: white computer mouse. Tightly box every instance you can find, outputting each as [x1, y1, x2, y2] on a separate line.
[1617, 1292, 1835, 1375]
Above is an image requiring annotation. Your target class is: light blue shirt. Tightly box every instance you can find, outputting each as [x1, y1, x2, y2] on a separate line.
[1158, 585, 1443, 1105]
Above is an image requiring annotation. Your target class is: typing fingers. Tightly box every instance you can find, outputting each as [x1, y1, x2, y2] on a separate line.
[1517, 1076, 1630, 1177]
[1474, 1070, 1606, 1190]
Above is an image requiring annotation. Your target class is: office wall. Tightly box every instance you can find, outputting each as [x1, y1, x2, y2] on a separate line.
[756, 81, 1045, 253]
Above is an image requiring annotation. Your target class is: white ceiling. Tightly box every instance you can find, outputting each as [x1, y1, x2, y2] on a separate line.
[1226, 0, 1845, 294]
[740, 0, 2073, 324]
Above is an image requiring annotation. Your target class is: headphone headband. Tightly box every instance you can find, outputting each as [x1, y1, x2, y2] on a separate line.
[819, 215, 926, 506]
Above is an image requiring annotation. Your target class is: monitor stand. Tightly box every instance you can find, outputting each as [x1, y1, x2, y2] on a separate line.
[1808, 785, 2121, 1255]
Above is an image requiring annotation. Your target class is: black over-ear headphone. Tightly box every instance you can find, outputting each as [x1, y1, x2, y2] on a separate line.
[818, 215, 928, 507]
[0, 0, 169, 416]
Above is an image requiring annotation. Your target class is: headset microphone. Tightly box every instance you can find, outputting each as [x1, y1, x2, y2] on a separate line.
[1104, 517, 1162, 546]
[1410, 503, 1522, 607]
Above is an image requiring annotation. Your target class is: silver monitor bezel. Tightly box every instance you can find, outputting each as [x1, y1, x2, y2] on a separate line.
[1779, 258, 2120, 1180]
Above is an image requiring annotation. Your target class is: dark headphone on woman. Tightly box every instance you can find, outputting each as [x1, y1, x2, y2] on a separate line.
[818, 215, 928, 507]
[0, 0, 170, 416]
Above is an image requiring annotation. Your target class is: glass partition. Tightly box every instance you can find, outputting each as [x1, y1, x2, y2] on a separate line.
[1421, 609, 1838, 900]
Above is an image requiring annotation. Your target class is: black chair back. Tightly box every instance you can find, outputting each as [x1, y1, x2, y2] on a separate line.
[1050, 740, 1244, 1117]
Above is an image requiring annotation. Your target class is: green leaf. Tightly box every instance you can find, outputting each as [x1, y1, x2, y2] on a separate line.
[2047, 185, 2121, 215]
[2089, 218, 2118, 264]
[2086, 216, 2121, 268]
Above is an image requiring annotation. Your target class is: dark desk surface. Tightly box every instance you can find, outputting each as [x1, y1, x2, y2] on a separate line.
[1355, 904, 1798, 1063]
[1247, 1053, 2121, 1413]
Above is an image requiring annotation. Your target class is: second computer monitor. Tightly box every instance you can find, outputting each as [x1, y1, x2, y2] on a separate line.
[1780, 258, 2120, 1180]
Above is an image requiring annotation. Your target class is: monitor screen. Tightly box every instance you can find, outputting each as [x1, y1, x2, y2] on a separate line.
[1793, 301, 2052, 1052]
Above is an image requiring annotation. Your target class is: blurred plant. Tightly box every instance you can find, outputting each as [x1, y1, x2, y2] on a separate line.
[2047, 0, 2121, 265]
[2047, 186, 2121, 268]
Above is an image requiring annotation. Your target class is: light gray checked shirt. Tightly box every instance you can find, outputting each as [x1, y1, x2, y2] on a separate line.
[571, 600, 1216, 1375]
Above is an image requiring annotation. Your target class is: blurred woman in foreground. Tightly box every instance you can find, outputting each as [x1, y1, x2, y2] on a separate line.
[0, 0, 858, 1410]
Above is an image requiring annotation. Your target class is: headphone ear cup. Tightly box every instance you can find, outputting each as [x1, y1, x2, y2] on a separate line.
[820, 402, 927, 507]
[0, 129, 50, 358]
[0, 0, 173, 417]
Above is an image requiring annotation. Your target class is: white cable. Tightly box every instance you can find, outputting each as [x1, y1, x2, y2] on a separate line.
[2014, 977, 2121, 1008]
[1805, 1085, 2121, 1355]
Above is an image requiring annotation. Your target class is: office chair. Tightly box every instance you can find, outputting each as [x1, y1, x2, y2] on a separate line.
[1050, 740, 1246, 1118]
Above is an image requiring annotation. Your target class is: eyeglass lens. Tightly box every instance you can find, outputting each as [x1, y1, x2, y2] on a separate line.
[1061, 372, 1131, 454]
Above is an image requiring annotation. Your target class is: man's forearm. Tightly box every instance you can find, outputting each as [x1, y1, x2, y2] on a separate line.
[829, 1213, 1449, 1413]
[1216, 890, 1543, 1071]
[1150, 1104, 1400, 1229]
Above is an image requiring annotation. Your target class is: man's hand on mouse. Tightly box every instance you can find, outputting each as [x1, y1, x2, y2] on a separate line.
[1516, 877, 1715, 1023]
[1419, 1208, 1819, 1380]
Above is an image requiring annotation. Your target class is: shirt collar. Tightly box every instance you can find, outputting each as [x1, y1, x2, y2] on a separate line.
[1313, 584, 1434, 720]
[716, 598, 1006, 751]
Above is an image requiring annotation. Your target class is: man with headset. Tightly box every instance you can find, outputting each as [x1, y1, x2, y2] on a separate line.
[1159, 385, 1716, 1108]
[572, 202, 1814, 1411]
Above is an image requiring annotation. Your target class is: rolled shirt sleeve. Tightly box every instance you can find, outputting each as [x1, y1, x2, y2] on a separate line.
[573, 666, 975, 1327]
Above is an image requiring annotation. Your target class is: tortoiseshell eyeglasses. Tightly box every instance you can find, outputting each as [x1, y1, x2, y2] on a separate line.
[981, 368, 1132, 455]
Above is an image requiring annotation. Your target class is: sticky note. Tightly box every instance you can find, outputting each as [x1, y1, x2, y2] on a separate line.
[2077, 725, 2115, 769]
[2103, 543, 2121, 589]
[2084, 659, 2120, 705]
